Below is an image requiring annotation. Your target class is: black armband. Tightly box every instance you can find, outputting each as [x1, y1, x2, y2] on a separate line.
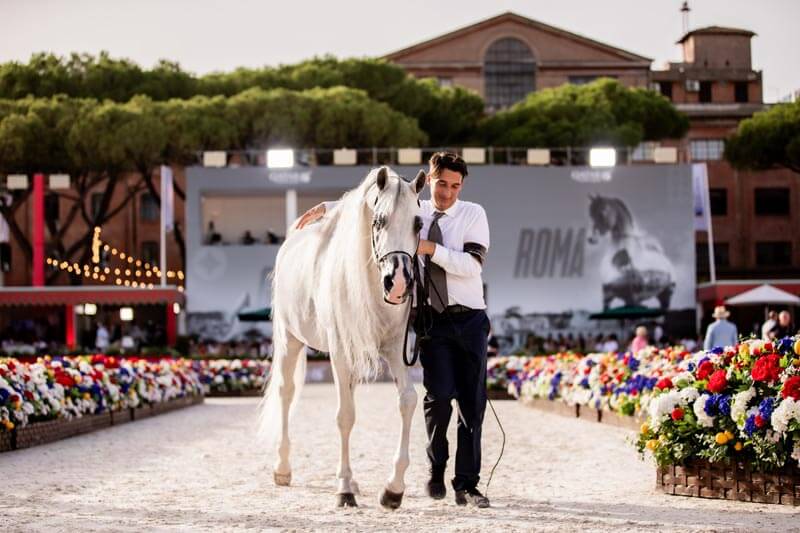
[463, 242, 487, 264]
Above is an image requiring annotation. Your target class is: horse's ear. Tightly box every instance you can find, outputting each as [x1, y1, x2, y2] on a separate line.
[412, 169, 426, 195]
[376, 167, 388, 190]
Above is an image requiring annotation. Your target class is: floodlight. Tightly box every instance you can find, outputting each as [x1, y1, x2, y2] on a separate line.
[267, 149, 294, 169]
[589, 147, 616, 168]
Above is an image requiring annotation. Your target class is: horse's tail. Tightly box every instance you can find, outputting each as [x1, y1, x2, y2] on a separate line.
[257, 306, 307, 448]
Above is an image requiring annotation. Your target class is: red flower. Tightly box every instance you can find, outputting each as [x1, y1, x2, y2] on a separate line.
[782, 376, 800, 400]
[697, 360, 714, 380]
[656, 377, 673, 390]
[751, 354, 782, 383]
[755, 414, 766, 428]
[764, 342, 774, 353]
[707, 370, 728, 393]
[23, 390, 34, 401]
[671, 407, 684, 421]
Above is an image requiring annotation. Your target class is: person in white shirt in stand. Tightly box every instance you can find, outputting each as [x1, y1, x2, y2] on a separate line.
[295, 152, 492, 508]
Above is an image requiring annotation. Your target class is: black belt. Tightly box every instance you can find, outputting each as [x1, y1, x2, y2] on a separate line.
[438, 304, 474, 314]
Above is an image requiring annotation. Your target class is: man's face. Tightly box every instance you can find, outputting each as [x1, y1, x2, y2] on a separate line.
[779, 311, 791, 326]
[427, 168, 463, 211]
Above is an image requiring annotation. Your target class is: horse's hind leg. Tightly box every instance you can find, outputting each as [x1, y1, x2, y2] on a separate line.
[330, 354, 358, 507]
[273, 332, 305, 486]
[380, 344, 417, 510]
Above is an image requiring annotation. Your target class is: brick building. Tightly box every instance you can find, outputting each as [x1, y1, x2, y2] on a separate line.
[1, 11, 798, 342]
[385, 12, 800, 330]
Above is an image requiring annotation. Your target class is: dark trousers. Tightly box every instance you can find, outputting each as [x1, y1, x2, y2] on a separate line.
[419, 308, 489, 491]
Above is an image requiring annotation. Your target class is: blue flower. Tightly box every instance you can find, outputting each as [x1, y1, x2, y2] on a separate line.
[759, 397, 775, 419]
[711, 347, 724, 355]
[579, 377, 589, 388]
[744, 414, 758, 436]
[628, 358, 640, 372]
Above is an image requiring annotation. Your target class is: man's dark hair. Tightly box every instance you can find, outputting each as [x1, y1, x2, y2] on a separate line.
[429, 151, 468, 179]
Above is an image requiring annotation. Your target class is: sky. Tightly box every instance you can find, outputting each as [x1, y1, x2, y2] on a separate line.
[1, 0, 798, 102]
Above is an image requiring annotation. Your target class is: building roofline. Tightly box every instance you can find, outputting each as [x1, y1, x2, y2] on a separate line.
[383, 11, 652, 63]
[677, 26, 756, 44]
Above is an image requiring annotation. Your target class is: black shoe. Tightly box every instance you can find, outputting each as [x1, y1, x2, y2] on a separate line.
[425, 467, 446, 500]
[454, 487, 490, 508]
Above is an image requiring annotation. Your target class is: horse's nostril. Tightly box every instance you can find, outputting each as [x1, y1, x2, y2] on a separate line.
[383, 274, 393, 292]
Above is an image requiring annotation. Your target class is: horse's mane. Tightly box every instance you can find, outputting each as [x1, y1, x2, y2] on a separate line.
[590, 196, 636, 241]
[313, 168, 403, 381]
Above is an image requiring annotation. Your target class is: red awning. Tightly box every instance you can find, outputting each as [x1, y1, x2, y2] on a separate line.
[0, 287, 185, 307]
[698, 280, 800, 306]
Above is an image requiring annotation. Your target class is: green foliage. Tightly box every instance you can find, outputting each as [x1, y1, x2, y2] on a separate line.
[0, 53, 482, 145]
[725, 100, 800, 173]
[479, 78, 688, 147]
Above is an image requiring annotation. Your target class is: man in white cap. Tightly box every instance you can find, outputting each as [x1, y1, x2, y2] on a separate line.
[703, 306, 738, 350]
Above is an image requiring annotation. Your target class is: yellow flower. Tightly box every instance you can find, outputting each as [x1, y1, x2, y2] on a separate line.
[738, 344, 750, 358]
[640, 423, 649, 434]
[646, 439, 659, 450]
[794, 339, 800, 356]
[724, 430, 734, 440]
[734, 441, 743, 451]
[83, 392, 91, 400]
[715, 432, 729, 445]
[74, 375, 82, 384]
[3, 420, 14, 430]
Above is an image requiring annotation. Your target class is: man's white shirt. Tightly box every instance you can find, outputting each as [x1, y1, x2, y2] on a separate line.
[419, 199, 489, 310]
[321, 198, 490, 309]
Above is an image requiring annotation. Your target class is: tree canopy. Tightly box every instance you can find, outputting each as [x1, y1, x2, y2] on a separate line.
[0, 53, 482, 145]
[725, 100, 800, 174]
[478, 78, 689, 148]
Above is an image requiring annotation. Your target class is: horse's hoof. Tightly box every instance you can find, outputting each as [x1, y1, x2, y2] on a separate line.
[273, 471, 292, 486]
[379, 488, 404, 510]
[336, 493, 358, 508]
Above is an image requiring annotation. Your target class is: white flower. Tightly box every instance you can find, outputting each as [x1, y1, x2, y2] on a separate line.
[771, 398, 800, 436]
[731, 388, 756, 427]
[792, 442, 800, 465]
[693, 394, 715, 428]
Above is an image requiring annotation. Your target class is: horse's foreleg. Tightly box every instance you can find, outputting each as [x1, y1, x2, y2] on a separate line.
[380, 348, 417, 510]
[331, 355, 358, 507]
[273, 333, 305, 486]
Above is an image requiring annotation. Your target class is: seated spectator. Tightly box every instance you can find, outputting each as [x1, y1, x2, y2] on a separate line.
[241, 230, 256, 245]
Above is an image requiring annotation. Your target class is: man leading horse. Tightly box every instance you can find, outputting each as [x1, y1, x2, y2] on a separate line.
[297, 152, 492, 508]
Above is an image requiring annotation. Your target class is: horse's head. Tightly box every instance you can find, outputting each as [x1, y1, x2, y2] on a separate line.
[367, 166, 425, 305]
[587, 194, 612, 244]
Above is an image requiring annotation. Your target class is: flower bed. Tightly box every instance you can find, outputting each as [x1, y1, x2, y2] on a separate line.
[191, 358, 270, 396]
[635, 336, 800, 506]
[0, 355, 271, 451]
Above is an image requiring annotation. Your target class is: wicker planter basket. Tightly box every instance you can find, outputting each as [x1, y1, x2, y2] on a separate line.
[2, 394, 203, 453]
[657, 459, 800, 505]
[487, 388, 515, 400]
[206, 389, 262, 398]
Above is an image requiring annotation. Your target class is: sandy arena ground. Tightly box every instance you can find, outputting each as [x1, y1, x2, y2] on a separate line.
[1, 383, 798, 532]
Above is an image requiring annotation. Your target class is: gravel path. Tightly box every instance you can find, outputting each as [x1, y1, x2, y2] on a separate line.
[1, 383, 797, 532]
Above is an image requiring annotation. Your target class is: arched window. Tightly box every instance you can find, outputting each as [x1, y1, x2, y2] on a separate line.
[484, 38, 536, 111]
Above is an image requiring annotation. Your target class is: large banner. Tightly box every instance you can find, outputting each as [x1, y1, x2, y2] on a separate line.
[185, 164, 695, 342]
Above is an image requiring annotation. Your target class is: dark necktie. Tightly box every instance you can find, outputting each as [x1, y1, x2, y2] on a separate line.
[426, 211, 448, 312]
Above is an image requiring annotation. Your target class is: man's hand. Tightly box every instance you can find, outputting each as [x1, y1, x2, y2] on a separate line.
[295, 203, 326, 230]
[417, 239, 436, 256]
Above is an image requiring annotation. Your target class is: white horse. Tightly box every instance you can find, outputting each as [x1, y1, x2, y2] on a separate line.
[260, 166, 426, 509]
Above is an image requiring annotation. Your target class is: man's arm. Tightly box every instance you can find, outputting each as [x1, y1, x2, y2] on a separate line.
[703, 324, 714, 350]
[295, 201, 339, 229]
[425, 206, 490, 277]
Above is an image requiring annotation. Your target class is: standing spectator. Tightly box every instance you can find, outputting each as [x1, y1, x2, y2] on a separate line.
[762, 310, 778, 340]
[703, 306, 738, 350]
[95, 322, 110, 352]
[629, 326, 649, 354]
[602, 334, 620, 353]
[772, 311, 795, 339]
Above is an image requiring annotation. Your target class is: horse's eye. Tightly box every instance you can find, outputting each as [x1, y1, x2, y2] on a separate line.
[413, 216, 423, 234]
